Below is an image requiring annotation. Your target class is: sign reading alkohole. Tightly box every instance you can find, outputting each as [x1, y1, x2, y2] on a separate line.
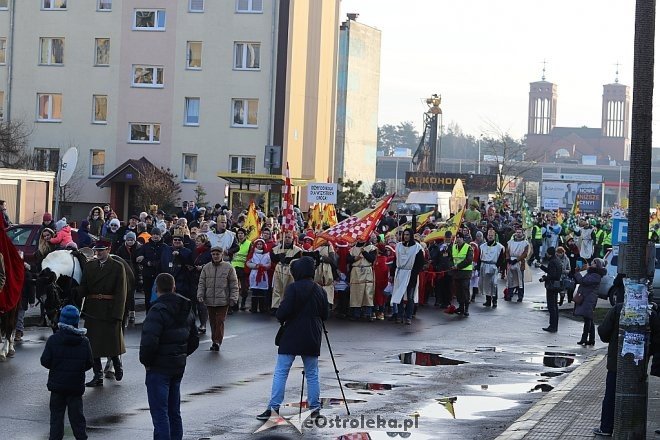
[307, 183, 338, 204]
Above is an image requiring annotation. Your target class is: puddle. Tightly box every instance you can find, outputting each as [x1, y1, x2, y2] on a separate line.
[412, 396, 519, 420]
[523, 352, 577, 368]
[337, 433, 434, 440]
[285, 398, 367, 409]
[399, 351, 467, 366]
[540, 371, 567, 378]
[468, 382, 554, 394]
[345, 382, 405, 391]
[475, 346, 503, 352]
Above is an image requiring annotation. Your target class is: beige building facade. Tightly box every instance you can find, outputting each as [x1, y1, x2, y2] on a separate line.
[0, 0, 339, 220]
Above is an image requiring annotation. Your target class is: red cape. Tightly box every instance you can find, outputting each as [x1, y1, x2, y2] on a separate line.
[0, 215, 24, 313]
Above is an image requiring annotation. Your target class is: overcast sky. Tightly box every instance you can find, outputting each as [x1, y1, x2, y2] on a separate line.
[339, 0, 649, 142]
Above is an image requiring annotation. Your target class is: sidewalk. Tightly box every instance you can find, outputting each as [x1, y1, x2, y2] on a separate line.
[496, 351, 660, 439]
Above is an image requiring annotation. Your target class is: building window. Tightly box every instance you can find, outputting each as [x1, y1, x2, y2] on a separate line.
[0, 38, 5, 64]
[90, 150, 105, 177]
[183, 154, 197, 181]
[184, 98, 200, 126]
[95, 38, 110, 66]
[231, 99, 258, 127]
[42, 0, 66, 10]
[97, 0, 111, 11]
[134, 9, 166, 30]
[39, 38, 64, 65]
[0, 0, 7, 10]
[129, 123, 160, 143]
[230, 156, 256, 174]
[0, 91, 4, 120]
[236, 0, 262, 13]
[189, 0, 204, 12]
[234, 42, 260, 70]
[34, 148, 60, 172]
[186, 41, 202, 69]
[37, 93, 62, 122]
[93, 95, 107, 123]
[132, 65, 164, 88]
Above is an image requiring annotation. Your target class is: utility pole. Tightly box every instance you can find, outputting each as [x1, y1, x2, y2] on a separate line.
[615, 0, 655, 438]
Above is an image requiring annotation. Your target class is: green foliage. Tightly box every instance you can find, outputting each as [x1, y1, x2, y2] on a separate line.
[377, 121, 420, 156]
[193, 183, 208, 207]
[135, 166, 182, 213]
[371, 180, 387, 198]
[337, 178, 372, 214]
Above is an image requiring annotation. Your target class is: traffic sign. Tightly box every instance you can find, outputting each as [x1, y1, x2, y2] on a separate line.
[612, 218, 628, 245]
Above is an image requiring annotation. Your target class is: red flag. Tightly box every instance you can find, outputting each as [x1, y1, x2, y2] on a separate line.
[0, 215, 24, 313]
[316, 194, 394, 245]
[281, 162, 297, 232]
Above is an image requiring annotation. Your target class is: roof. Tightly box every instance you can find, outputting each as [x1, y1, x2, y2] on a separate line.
[96, 157, 156, 188]
[217, 173, 314, 187]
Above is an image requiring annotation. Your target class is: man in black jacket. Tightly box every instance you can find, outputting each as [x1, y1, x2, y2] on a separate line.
[540, 247, 563, 333]
[40, 305, 93, 440]
[140, 273, 199, 440]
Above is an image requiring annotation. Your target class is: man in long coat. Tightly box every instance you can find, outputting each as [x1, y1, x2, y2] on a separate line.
[79, 239, 127, 387]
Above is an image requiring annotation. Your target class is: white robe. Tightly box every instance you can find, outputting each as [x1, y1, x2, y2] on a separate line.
[391, 242, 422, 304]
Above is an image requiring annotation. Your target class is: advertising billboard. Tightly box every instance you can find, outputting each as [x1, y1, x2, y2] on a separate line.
[541, 181, 603, 213]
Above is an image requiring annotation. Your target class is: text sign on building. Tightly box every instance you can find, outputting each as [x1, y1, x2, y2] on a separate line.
[612, 218, 628, 245]
[405, 172, 497, 192]
[307, 183, 338, 204]
[542, 173, 603, 183]
[543, 199, 560, 210]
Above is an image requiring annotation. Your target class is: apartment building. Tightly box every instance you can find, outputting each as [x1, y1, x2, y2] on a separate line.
[0, 0, 340, 220]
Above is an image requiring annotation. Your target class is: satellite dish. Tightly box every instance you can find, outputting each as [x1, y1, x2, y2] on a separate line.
[59, 147, 78, 187]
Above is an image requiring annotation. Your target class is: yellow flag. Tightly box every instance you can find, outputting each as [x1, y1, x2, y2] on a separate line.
[322, 204, 338, 227]
[244, 200, 261, 241]
[308, 204, 323, 230]
[556, 208, 564, 225]
[423, 208, 464, 243]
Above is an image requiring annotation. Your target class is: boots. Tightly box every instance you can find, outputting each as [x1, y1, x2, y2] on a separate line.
[471, 288, 478, 303]
[112, 356, 123, 381]
[492, 296, 498, 308]
[86, 372, 103, 387]
[483, 296, 492, 307]
[240, 297, 247, 311]
[463, 303, 470, 317]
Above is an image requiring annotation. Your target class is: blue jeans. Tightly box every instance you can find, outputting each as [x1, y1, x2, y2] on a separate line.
[145, 370, 183, 440]
[268, 354, 320, 411]
[397, 285, 415, 320]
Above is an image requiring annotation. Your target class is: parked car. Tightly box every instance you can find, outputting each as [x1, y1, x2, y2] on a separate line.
[596, 244, 660, 306]
[6, 224, 98, 266]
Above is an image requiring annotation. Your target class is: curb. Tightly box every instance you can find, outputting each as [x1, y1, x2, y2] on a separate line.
[495, 352, 606, 440]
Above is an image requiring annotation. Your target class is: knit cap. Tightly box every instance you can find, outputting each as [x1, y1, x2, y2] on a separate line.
[124, 231, 137, 241]
[55, 218, 67, 231]
[59, 305, 80, 327]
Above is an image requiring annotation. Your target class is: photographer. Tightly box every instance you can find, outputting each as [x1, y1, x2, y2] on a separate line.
[539, 247, 562, 333]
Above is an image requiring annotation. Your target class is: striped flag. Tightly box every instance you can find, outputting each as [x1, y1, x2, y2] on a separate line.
[316, 194, 394, 245]
[281, 162, 297, 232]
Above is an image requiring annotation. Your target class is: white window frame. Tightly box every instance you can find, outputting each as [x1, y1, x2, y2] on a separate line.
[37, 93, 62, 122]
[231, 98, 258, 128]
[186, 41, 202, 70]
[132, 65, 164, 88]
[189, 0, 204, 12]
[94, 38, 110, 66]
[236, 0, 262, 13]
[133, 9, 166, 31]
[0, 91, 4, 121]
[184, 97, 200, 126]
[92, 95, 107, 124]
[129, 123, 160, 143]
[97, 0, 111, 11]
[90, 150, 105, 178]
[39, 37, 64, 66]
[41, 0, 66, 10]
[229, 156, 256, 174]
[182, 154, 198, 182]
[0, 0, 7, 10]
[233, 42, 261, 70]
[0, 38, 5, 64]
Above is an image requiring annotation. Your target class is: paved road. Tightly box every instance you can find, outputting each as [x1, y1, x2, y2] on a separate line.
[0, 272, 608, 439]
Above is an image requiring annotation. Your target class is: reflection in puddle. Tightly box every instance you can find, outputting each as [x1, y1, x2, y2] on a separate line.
[285, 398, 367, 409]
[523, 352, 577, 368]
[412, 396, 519, 420]
[475, 346, 503, 352]
[399, 352, 467, 366]
[345, 382, 405, 391]
[468, 383, 554, 394]
[337, 432, 434, 440]
[540, 371, 566, 378]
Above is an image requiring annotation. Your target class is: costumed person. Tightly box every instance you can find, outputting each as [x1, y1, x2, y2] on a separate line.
[78, 240, 128, 387]
[479, 228, 505, 308]
[333, 240, 351, 317]
[231, 228, 252, 311]
[270, 231, 302, 313]
[505, 226, 529, 302]
[469, 231, 484, 303]
[575, 219, 595, 263]
[208, 215, 239, 259]
[391, 229, 425, 325]
[115, 231, 141, 325]
[246, 238, 271, 313]
[449, 231, 474, 316]
[313, 239, 337, 309]
[373, 243, 390, 320]
[348, 239, 377, 321]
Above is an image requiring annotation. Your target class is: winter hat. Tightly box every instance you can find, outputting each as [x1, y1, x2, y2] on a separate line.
[124, 231, 137, 241]
[593, 258, 605, 270]
[151, 227, 162, 236]
[109, 218, 121, 228]
[546, 246, 556, 257]
[59, 305, 80, 327]
[55, 218, 67, 232]
[43, 212, 53, 223]
[65, 242, 78, 250]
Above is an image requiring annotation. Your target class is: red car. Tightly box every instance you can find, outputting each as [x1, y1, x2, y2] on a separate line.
[6, 224, 98, 266]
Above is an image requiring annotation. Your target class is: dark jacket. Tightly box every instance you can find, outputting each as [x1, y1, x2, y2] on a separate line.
[276, 257, 329, 357]
[40, 324, 93, 396]
[541, 256, 563, 291]
[139, 293, 199, 376]
[574, 267, 606, 319]
[161, 246, 193, 299]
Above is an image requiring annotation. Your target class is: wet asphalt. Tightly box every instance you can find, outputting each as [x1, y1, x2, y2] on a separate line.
[0, 269, 608, 440]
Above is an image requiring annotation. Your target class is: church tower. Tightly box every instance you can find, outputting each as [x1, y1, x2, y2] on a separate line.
[527, 80, 558, 135]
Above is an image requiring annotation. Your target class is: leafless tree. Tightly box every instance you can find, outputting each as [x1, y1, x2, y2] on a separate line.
[0, 119, 34, 168]
[135, 166, 182, 213]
